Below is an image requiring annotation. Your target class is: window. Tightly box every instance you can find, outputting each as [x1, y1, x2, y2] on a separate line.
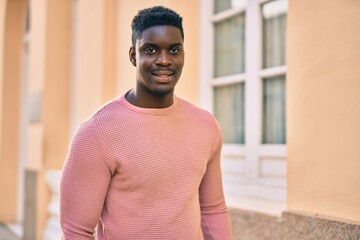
[262, 76, 286, 144]
[213, 13, 245, 77]
[200, 0, 287, 212]
[211, 0, 247, 145]
[214, 83, 245, 144]
[261, 0, 287, 144]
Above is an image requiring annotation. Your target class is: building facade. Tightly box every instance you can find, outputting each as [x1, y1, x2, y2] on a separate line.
[0, 0, 359, 239]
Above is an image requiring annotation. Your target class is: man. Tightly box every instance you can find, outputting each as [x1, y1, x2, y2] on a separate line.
[60, 6, 232, 240]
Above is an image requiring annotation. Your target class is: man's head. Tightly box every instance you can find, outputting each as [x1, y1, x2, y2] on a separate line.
[131, 6, 184, 48]
[129, 6, 185, 100]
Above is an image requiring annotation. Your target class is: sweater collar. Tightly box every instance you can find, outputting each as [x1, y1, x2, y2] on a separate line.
[120, 90, 178, 116]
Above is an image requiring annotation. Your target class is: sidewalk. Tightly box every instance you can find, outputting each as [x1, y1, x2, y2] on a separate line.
[0, 225, 20, 240]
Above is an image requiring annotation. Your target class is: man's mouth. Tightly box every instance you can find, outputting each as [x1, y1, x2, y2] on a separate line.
[150, 69, 175, 82]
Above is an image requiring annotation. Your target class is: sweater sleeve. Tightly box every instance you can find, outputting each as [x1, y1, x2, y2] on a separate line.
[199, 123, 233, 240]
[60, 119, 113, 239]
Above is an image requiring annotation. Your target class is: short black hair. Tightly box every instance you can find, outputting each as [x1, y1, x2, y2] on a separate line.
[131, 6, 184, 47]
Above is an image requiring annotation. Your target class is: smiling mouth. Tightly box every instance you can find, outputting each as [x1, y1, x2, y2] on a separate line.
[151, 69, 175, 83]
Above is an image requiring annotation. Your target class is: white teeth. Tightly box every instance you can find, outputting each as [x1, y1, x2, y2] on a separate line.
[153, 73, 172, 77]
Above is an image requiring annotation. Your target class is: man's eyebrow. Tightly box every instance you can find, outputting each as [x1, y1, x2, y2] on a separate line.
[140, 42, 183, 48]
[169, 43, 183, 48]
[141, 42, 158, 48]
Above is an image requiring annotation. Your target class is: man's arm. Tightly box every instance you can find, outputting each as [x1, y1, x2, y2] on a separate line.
[199, 126, 233, 240]
[60, 119, 113, 239]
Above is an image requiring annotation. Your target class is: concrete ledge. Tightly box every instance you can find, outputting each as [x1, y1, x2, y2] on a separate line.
[282, 211, 360, 240]
[0, 225, 20, 240]
[229, 208, 284, 240]
[229, 208, 360, 240]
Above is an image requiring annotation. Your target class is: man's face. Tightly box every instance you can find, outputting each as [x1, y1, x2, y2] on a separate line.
[129, 25, 184, 97]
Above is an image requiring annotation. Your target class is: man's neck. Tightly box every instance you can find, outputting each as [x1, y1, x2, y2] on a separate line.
[125, 89, 174, 109]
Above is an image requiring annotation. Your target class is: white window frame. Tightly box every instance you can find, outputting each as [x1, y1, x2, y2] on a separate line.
[200, 0, 287, 215]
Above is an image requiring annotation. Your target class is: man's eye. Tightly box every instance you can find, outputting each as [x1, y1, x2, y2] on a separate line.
[145, 48, 156, 54]
[170, 48, 180, 54]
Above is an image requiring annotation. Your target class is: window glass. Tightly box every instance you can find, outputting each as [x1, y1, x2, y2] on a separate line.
[214, 0, 247, 14]
[214, 14, 245, 77]
[262, 0, 287, 68]
[262, 75, 286, 144]
[214, 83, 245, 144]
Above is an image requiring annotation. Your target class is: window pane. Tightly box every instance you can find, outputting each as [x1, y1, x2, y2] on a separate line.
[214, 14, 245, 77]
[262, 0, 287, 68]
[262, 76, 286, 144]
[213, 0, 247, 14]
[214, 83, 245, 144]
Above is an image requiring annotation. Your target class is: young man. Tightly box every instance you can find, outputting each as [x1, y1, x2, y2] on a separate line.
[60, 6, 232, 240]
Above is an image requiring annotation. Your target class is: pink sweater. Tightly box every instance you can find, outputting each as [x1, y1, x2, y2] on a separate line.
[60, 93, 232, 240]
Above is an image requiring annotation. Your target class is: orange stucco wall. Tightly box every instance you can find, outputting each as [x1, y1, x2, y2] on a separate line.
[287, 0, 360, 222]
[0, 0, 25, 222]
[43, 0, 72, 170]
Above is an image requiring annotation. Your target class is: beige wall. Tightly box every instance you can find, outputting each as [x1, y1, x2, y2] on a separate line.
[25, 0, 72, 171]
[0, 0, 5, 103]
[71, 0, 120, 126]
[103, 0, 118, 101]
[43, 0, 72, 170]
[26, 0, 46, 172]
[72, 0, 105, 127]
[287, 0, 360, 222]
[0, 0, 25, 222]
[23, 0, 72, 238]
[117, 0, 200, 104]
[26, 0, 48, 235]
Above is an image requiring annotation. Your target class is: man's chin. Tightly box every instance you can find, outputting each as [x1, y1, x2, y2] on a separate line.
[151, 87, 174, 97]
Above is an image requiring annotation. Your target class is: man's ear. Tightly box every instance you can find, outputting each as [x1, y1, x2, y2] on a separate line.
[129, 47, 136, 67]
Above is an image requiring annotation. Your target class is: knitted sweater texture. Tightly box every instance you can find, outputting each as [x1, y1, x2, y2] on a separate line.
[60, 93, 232, 240]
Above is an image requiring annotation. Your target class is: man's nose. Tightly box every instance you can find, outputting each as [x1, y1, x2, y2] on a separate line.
[155, 51, 171, 66]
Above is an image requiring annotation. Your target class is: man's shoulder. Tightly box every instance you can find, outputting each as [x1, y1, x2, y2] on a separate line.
[93, 97, 122, 118]
[176, 97, 219, 125]
[80, 96, 125, 127]
[176, 97, 222, 142]
[177, 97, 212, 115]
